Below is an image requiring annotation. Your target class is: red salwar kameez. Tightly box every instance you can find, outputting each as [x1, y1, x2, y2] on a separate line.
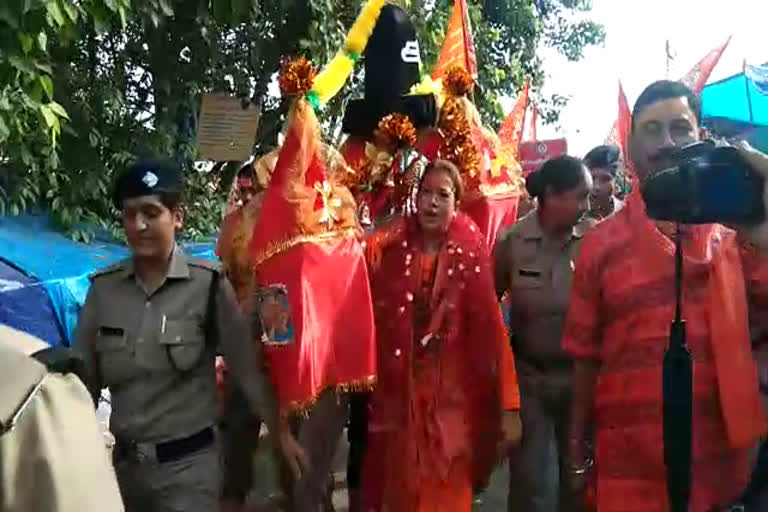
[361, 213, 520, 511]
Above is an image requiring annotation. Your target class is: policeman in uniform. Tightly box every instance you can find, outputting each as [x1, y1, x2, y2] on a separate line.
[74, 158, 306, 512]
[0, 324, 124, 511]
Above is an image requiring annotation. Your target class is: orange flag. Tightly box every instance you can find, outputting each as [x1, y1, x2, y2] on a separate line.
[605, 81, 631, 160]
[498, 81, 530, 160]
[432, 0, 477, 80]
[681, 36, 731, 93]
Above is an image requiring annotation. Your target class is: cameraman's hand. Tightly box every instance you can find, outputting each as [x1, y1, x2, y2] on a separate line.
[737, 141, 768, 251]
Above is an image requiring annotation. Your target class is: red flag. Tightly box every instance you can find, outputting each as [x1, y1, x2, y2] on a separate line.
[604, 38, 729, 160]
[604, 81, 631, 161]
[680, 36, 731, 93]
[498, 82, 530, 161]
[432, 0, 477, 80]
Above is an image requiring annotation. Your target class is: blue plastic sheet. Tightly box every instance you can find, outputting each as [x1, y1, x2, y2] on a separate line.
[702, 65, 768, 127]
[0, 260, 65, 346]
[0, 215, 216, 345]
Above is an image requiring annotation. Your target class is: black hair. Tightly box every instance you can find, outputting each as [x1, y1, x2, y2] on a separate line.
[156, 190, 183, 211]
[583, 144, 621, 176]
[631, 80, 701, 132]
[237, 163, 253, 179]
[525, 155, 587, 203]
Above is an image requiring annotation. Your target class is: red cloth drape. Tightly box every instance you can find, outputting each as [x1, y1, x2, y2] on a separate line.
[461, 195, 519, 251]
[253, 239, 376, 412]
[249, 99, 376, 414]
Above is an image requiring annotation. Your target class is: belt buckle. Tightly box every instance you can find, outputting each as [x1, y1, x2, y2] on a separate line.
[134, 441, 158, 464]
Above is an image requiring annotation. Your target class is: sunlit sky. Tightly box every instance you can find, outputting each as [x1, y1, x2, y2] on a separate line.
[515, 0, 768, 156]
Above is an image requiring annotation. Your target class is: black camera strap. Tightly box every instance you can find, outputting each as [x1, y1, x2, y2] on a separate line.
[663, 225, 693, 512]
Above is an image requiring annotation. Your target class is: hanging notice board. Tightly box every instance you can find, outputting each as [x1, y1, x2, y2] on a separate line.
[197, 93, 260, 162]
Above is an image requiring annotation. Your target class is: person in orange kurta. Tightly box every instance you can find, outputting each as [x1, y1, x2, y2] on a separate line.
[564, 80, 768, 512]
[361, 160, 522, 512]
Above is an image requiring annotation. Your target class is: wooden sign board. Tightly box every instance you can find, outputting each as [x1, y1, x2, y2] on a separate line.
[197, 93, 261, 162]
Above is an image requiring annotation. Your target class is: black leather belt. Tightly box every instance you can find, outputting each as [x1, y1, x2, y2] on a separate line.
[515, 354, 573, 374]
[115, 427, 215, 464]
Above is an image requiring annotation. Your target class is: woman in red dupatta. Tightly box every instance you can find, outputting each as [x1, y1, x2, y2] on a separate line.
[361, 160, 522, 512]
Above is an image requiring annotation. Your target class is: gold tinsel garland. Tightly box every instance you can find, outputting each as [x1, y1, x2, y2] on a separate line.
[378, 113, 418, 150]
[438, 95, 480, 178]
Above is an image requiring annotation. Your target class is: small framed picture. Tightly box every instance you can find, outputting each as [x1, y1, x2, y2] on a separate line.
[254, 284, 295, 345]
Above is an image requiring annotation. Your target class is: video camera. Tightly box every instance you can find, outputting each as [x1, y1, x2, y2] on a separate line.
[641, 140, 765, 225]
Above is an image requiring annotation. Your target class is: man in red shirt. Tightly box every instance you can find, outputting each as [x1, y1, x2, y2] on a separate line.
[564, 80, 768, 511]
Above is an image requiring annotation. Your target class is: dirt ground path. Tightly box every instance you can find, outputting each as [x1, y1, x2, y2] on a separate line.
[248, 430, 510, 511]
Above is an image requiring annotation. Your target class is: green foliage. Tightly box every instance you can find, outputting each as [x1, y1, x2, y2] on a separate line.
[0, 0, 603, 241]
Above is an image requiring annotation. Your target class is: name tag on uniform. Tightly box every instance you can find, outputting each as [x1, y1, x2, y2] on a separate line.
[518, 269, 541, 278]
[98, 326, 125, 337]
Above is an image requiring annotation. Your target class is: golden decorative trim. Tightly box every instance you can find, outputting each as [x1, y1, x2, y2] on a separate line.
[467, 182, 521, 200]
[281, 375, 377, 418]
[251, 226, 360, 268]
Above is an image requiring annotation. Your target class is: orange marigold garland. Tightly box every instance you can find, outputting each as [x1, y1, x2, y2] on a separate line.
[278, 57, 317, 96]
[442, 64, 474, 97]
[438, 96, 480, 177]
[377, 113, 417, 150]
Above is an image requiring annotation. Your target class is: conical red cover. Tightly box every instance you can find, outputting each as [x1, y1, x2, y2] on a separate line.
[249, 99, 376, 413]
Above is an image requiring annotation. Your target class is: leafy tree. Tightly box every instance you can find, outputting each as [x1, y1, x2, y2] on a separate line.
[0, 0, 604, 241]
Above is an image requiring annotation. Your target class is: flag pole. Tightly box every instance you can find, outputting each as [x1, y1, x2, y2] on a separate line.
[744, 59, 755, 125]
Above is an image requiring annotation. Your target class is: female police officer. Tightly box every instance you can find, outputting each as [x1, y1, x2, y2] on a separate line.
[494, 155, 594, 512]
[74, 158, 306, 512]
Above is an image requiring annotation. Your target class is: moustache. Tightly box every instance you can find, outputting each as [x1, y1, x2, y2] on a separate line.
[649, 146, 682, 165]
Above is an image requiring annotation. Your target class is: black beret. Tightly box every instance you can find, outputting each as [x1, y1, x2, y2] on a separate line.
[112, 158, 183, 208]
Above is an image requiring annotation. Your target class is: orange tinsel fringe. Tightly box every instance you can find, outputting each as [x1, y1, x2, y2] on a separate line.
[377, 113, 417, 150]
[278, 57, 317, 96]
[281, 375, 377, 419]
[438, 97, 480, 176]
[443, 64, 474, 97]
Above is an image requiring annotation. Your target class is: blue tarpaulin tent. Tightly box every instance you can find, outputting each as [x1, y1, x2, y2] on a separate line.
[702, 64, 768, 126]
[702, 64, 768, 152]
[0, 215, 216, 346]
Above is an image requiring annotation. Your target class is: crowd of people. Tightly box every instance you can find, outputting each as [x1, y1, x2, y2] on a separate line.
[2, 6, 768, 512]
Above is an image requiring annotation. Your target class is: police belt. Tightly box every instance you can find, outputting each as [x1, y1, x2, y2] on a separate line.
[509, 333, 573, 374]
[514, 352, 573, 375]
[114, 427, 214, 464]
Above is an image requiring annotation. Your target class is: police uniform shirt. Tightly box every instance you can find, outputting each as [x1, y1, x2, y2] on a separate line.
[0, 325, 124, 512]
[74, 245, 278, 444]
[494, 211, 595, 367]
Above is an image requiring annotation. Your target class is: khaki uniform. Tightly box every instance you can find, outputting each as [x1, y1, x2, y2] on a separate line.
[494, 211, 593, 512]
[0, 325, 124, 512]
[74, 246, 278, 512]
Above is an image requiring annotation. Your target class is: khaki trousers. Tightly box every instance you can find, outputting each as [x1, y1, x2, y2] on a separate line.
[115, 442, 220, 512]
[290, 389, 349, 512]
[508, 364, 572, 512]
